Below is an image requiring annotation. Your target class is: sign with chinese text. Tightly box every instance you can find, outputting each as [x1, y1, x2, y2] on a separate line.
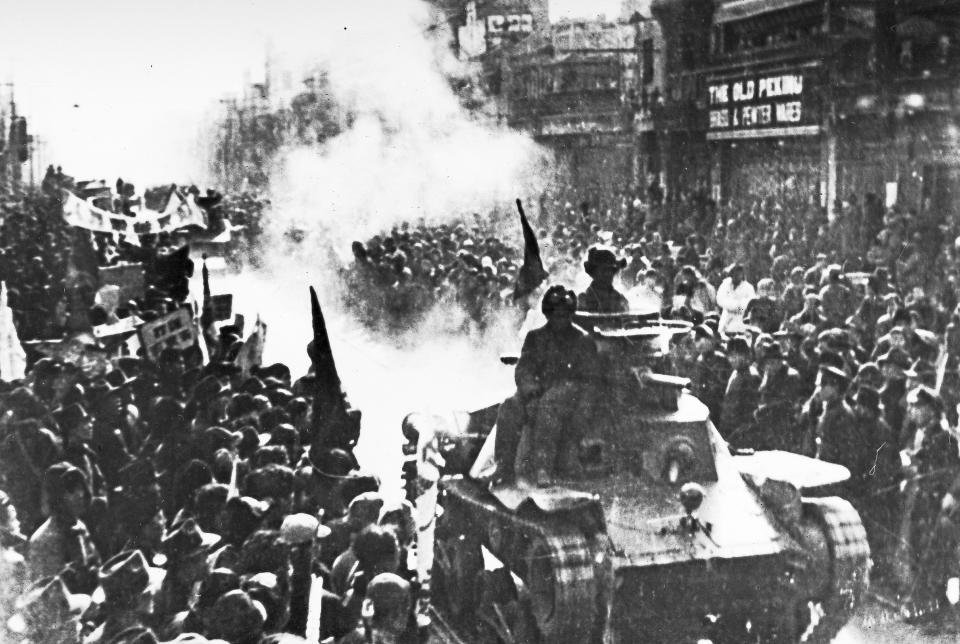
[706, 71, 819, 139]
[138, 308, 197, 359]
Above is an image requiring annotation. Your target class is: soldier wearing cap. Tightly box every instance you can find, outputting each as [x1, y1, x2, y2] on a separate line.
[691, 325, 730, 422]
[494, 285, 598, 486]
[719, 337, 759, 443]
[878, 347, 910, 447]
[577, 246, 629, 314]
[806, 365, 856, 462]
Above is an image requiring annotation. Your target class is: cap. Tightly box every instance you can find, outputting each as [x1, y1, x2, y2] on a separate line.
[726, 336, 751, 355]
[877, 347, 911, 370]
[693, 324, 716, 341]
[278, 513, 331, 544]
[907, 385, 944, 414]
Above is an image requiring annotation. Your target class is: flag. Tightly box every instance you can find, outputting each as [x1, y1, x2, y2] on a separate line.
[235, 316, 267, 378]
[200, 256, 218, 357]
[0, 282, 26, 381]
[513, 198, 548, 300]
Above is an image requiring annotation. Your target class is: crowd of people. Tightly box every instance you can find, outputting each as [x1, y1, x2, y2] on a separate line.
[342, 182, 960, 613]
[0, 175, 427, 644]
[5, 161, 960, 644]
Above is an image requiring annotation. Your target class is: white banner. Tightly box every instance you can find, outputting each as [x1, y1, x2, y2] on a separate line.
[0, 282, 26, 381]
[62, 189, 208, 235]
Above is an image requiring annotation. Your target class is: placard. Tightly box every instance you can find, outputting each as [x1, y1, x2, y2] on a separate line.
[209, 294, 234, 322]
[138, 308, 197, 359]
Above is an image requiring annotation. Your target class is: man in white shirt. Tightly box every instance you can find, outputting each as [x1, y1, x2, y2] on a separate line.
[716, 264, 756, 336]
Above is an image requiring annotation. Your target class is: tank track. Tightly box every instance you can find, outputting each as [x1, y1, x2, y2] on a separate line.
[798, 497, 871, 643]
[434, 481, 609, 644]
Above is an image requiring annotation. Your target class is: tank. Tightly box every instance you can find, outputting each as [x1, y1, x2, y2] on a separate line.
[409, 312, 871, 644]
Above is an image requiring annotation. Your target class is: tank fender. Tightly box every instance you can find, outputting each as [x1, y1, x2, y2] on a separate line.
[742, 472, 803, 527]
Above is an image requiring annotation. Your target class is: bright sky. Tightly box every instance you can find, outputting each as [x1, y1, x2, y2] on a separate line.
[0, 0, 637, 188]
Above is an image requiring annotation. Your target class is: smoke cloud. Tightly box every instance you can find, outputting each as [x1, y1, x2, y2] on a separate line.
[264, 0, 553, 254]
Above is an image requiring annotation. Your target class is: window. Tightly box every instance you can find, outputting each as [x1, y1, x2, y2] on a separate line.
[642, 39, 654, 84]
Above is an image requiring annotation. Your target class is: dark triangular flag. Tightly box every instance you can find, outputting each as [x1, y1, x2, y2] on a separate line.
[309, 286, 342, 393]
[513, 199, 548, 300]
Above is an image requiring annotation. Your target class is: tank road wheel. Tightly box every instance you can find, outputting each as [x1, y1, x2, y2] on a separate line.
[432, 529, 483, 623]
[795, 497, 871, 643]
[518, 526, 602, 644]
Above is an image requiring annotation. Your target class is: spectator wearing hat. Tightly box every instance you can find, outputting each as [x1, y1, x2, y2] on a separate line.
[877, 348, 910, 447]
[807, 365, 855, 461]
[753, 342, 803, 451]
[494, 285, 597, 487]
[578, 246, 629, 314]
[717, 264, 756, 336]
[851, 386, 898, 562]
[719, 337, 759, 443]
[84, 550, 164, 644]
[153, 519, 220, 623]
[691, 325, 730, 422]
[28, 463, 100, 589]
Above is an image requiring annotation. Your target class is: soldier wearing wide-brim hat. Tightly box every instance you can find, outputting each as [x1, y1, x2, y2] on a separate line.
[578, 246, 629, 314]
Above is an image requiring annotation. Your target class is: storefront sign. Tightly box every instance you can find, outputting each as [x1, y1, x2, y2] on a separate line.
[707, 71, 819, 139]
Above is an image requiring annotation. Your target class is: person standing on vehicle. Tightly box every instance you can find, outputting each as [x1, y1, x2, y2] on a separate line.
[494, 286, 598, 487]
[578, 246, 629, 314]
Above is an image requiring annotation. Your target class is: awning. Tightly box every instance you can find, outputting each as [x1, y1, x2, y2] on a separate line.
[715, 0, 819, 24]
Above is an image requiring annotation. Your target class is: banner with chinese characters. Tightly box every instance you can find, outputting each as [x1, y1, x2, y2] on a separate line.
[62, 189, 207, 235]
